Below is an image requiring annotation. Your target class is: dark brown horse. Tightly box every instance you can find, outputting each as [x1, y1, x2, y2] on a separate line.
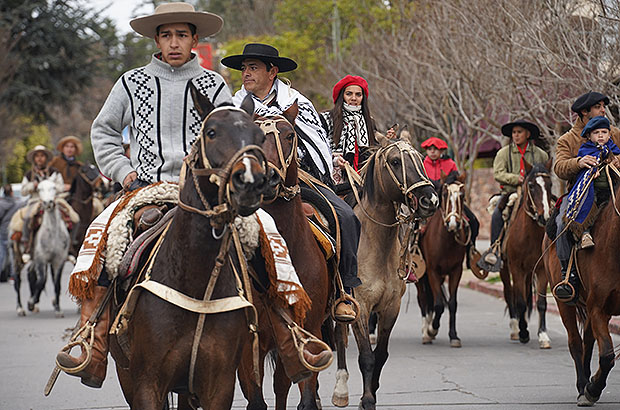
[542, 176, 620, 406]
[68, 163, 102, 255]
[501, 160, 554, 348]
[237, 109, 332, 410]
[109, 91, 271, 409]
[331, 137, 437, 410]
[416, 172, 469, 347]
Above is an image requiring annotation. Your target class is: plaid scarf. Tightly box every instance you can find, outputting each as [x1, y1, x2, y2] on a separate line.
[564, 139, 620, 224]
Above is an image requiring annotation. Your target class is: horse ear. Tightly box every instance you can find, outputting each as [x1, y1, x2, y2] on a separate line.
[282, 100, 298, 125]
[240, 94, 255, 116]
[375, 132, 390, 147]
[545, 157, 553, 173]
[523, 159, 533, 174]
[190, 82, 215, 121]
[458, 170, 467, 183]
[400, 129, 413, 145]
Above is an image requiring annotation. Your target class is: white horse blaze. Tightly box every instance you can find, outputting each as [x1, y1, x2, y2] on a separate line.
[241, 157, 254, 184]
[448, 191, 458, 231]
[536, 176, 550, 220]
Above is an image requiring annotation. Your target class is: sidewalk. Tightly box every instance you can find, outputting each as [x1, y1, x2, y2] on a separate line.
[461, 269, 620, 335]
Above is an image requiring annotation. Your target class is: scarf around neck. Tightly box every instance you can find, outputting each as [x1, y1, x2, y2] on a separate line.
[340, 103, 369, 155]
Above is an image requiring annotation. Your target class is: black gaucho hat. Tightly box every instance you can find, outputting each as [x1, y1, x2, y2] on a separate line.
[221, 43, 298, 73]
[501, 119, 540, 140]
[571, 91, 610, 114]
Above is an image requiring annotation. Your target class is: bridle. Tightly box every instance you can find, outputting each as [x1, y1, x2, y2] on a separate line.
[440, 181, 470, 246]
[177, 107, 269, 229]
[256, 115, 300, 201]
[523, 171, 552, 227]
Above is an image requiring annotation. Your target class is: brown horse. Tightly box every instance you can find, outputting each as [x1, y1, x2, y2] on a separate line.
[501, 160, 554, 348]
[542, 178, 620, 406]
[331, 137, 437, 410]
[237, 109, 332, 410]
[68, 163, 102, 255]
[108, 91, 271, 409]
[416, 172, 469, 347]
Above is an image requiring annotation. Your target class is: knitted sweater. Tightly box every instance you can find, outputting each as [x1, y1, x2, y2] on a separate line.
[91, 54, 232, 184]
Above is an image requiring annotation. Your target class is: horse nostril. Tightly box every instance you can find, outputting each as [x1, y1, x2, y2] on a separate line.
[232, 170, 245, 189]
[253, 173, 267, 190]
[419, 197, 431, 209]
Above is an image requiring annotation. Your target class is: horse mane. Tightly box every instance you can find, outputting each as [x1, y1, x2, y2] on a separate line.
[359, 145, 382, 201]
[528, 162, 550, 177]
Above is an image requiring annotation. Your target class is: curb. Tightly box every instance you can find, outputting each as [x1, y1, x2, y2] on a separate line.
[464, 279, 620, 336]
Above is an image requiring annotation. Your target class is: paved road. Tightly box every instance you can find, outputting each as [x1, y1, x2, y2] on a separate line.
[1, 264, 618, 410]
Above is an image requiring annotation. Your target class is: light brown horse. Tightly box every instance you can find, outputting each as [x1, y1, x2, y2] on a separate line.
[501, 160, 554, 348]
[416, 172, 469, 347]
[331, 137, 437, 410]
[108, 90, 271, 409]
[237, 109, 332, 410]
[542, 177, 620, 406]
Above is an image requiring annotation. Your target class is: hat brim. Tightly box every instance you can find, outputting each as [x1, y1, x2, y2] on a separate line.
[27, 149, 53, 164]
[501, 121, 540, 140]
[57, 136, 83, 156]
[130, 12, 223, 39]
[221, 54, 298, 73]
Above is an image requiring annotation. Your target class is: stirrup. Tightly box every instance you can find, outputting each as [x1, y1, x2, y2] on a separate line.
[552, 282, 577, 304]
[289, 324, 333, 372]
[55, 323, 95, 374]
[331, 293, 360, 324]
[469, 248, 488, 280]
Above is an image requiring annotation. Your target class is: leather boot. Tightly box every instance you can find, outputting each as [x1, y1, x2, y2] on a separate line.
[554, 259, 579, 305]
[56, 286, 110, 388]
[265, 306, 332, 383]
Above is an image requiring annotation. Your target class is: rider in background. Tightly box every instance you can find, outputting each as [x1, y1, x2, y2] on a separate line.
[0, 185, 22, 279]
[222, 43, 362, 323]
[478, 120, 548, 271]
[421, 137, 481, 269]
[319, 75, 395, 184]
[553, 116, 620, 303]
[10, 145, 64, 262]
[50, 135, 83, 193]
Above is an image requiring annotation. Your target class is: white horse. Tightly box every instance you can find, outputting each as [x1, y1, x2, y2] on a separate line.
[24, 178, 70, 317]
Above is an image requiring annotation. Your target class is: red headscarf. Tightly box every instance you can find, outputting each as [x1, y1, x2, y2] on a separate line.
[421, 137, 448, 150]
[332, 75, 369, 104]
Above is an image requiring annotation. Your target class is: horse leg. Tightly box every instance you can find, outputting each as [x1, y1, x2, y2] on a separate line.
[332, 321, 350, 407]
[447, 267, 462, 348]
[416, 278, 434, 344]
[350, 309, 376, 410]
[557, 303, 589, 403]
[13, 252, 25, 316]
[584, 308, 615, 404]
[51, 260, 64, 318]
[512, 270, 530, 344]
[370, 302, 400, 398]
[535, 273, 550, 349]
[500, 263, 518, 340]
[273, 354, 292, 410]
[131, 385, 165, 410]
[237, 342, 267, 410]
[297, 374, 320, 410]
[27, 262, 45, 312]
[428, 273, 444, 338]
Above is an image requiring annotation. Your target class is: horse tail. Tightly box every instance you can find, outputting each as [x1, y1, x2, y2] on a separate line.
[575, 304, 588, 336]
[526, 280, 533, 318]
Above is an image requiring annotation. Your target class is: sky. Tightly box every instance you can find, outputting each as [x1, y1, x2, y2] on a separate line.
[87, 0, 154, 34]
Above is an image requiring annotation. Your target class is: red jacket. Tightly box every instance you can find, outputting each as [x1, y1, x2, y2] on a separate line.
[423, 156, 458, 181]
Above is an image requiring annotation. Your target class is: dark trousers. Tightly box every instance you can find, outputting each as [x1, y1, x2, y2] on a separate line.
[463, 204, 479, 245]
[490, 201, 504, 244]
[315, 184, 362, 289]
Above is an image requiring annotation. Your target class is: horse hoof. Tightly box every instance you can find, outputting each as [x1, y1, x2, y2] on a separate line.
[16, 308, 25, 317]
[55, 310, 64, 318]
[27, 300, 35, 312]
[577, 394, 594, 407]
[584, 384, 600, 404]
[33, 305, 40, 313]
[519, 335, 530, 344]
[538, 340, 551, 349]
[428, 327, 438, 338]
[369, 333, 377, 345]
[332, 393, 349, 408]
[510, 332, 519, 341]
[316, 396, 322, 410]
[450, 339, 462, 348]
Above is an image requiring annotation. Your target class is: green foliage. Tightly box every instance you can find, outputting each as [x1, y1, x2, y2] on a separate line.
[4, 119, 52, 183]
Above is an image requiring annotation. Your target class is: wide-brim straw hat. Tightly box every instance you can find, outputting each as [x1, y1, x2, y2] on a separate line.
[501, 119, 540, 141]
[56, 135, 83, 156]
[221, 43, 298, 73]
[26, 145, 53, 164]
[130, 2, 223, 39]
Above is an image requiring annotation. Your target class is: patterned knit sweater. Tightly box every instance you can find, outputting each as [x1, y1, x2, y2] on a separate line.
[91, 54, 232, 184]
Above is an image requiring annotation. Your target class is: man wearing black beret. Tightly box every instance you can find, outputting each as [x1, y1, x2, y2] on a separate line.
[554, 91, 620, 188]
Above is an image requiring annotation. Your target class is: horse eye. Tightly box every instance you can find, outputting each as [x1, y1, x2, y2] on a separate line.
[286, 133, 294, 142]
[390, 158, 400, 167]
[206, 129, 216, 139]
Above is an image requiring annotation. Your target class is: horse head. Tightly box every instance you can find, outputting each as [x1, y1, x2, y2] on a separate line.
[440, 171, 467, 233]
[255, 102, 299, 201]
[189, 84, 269, 217]
[522, 158, 554, 226]
[38, 179, 58, 211]
[370, 135, 438, 218]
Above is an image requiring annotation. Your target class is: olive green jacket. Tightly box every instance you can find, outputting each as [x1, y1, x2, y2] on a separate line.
[493, 142, 549, 193]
